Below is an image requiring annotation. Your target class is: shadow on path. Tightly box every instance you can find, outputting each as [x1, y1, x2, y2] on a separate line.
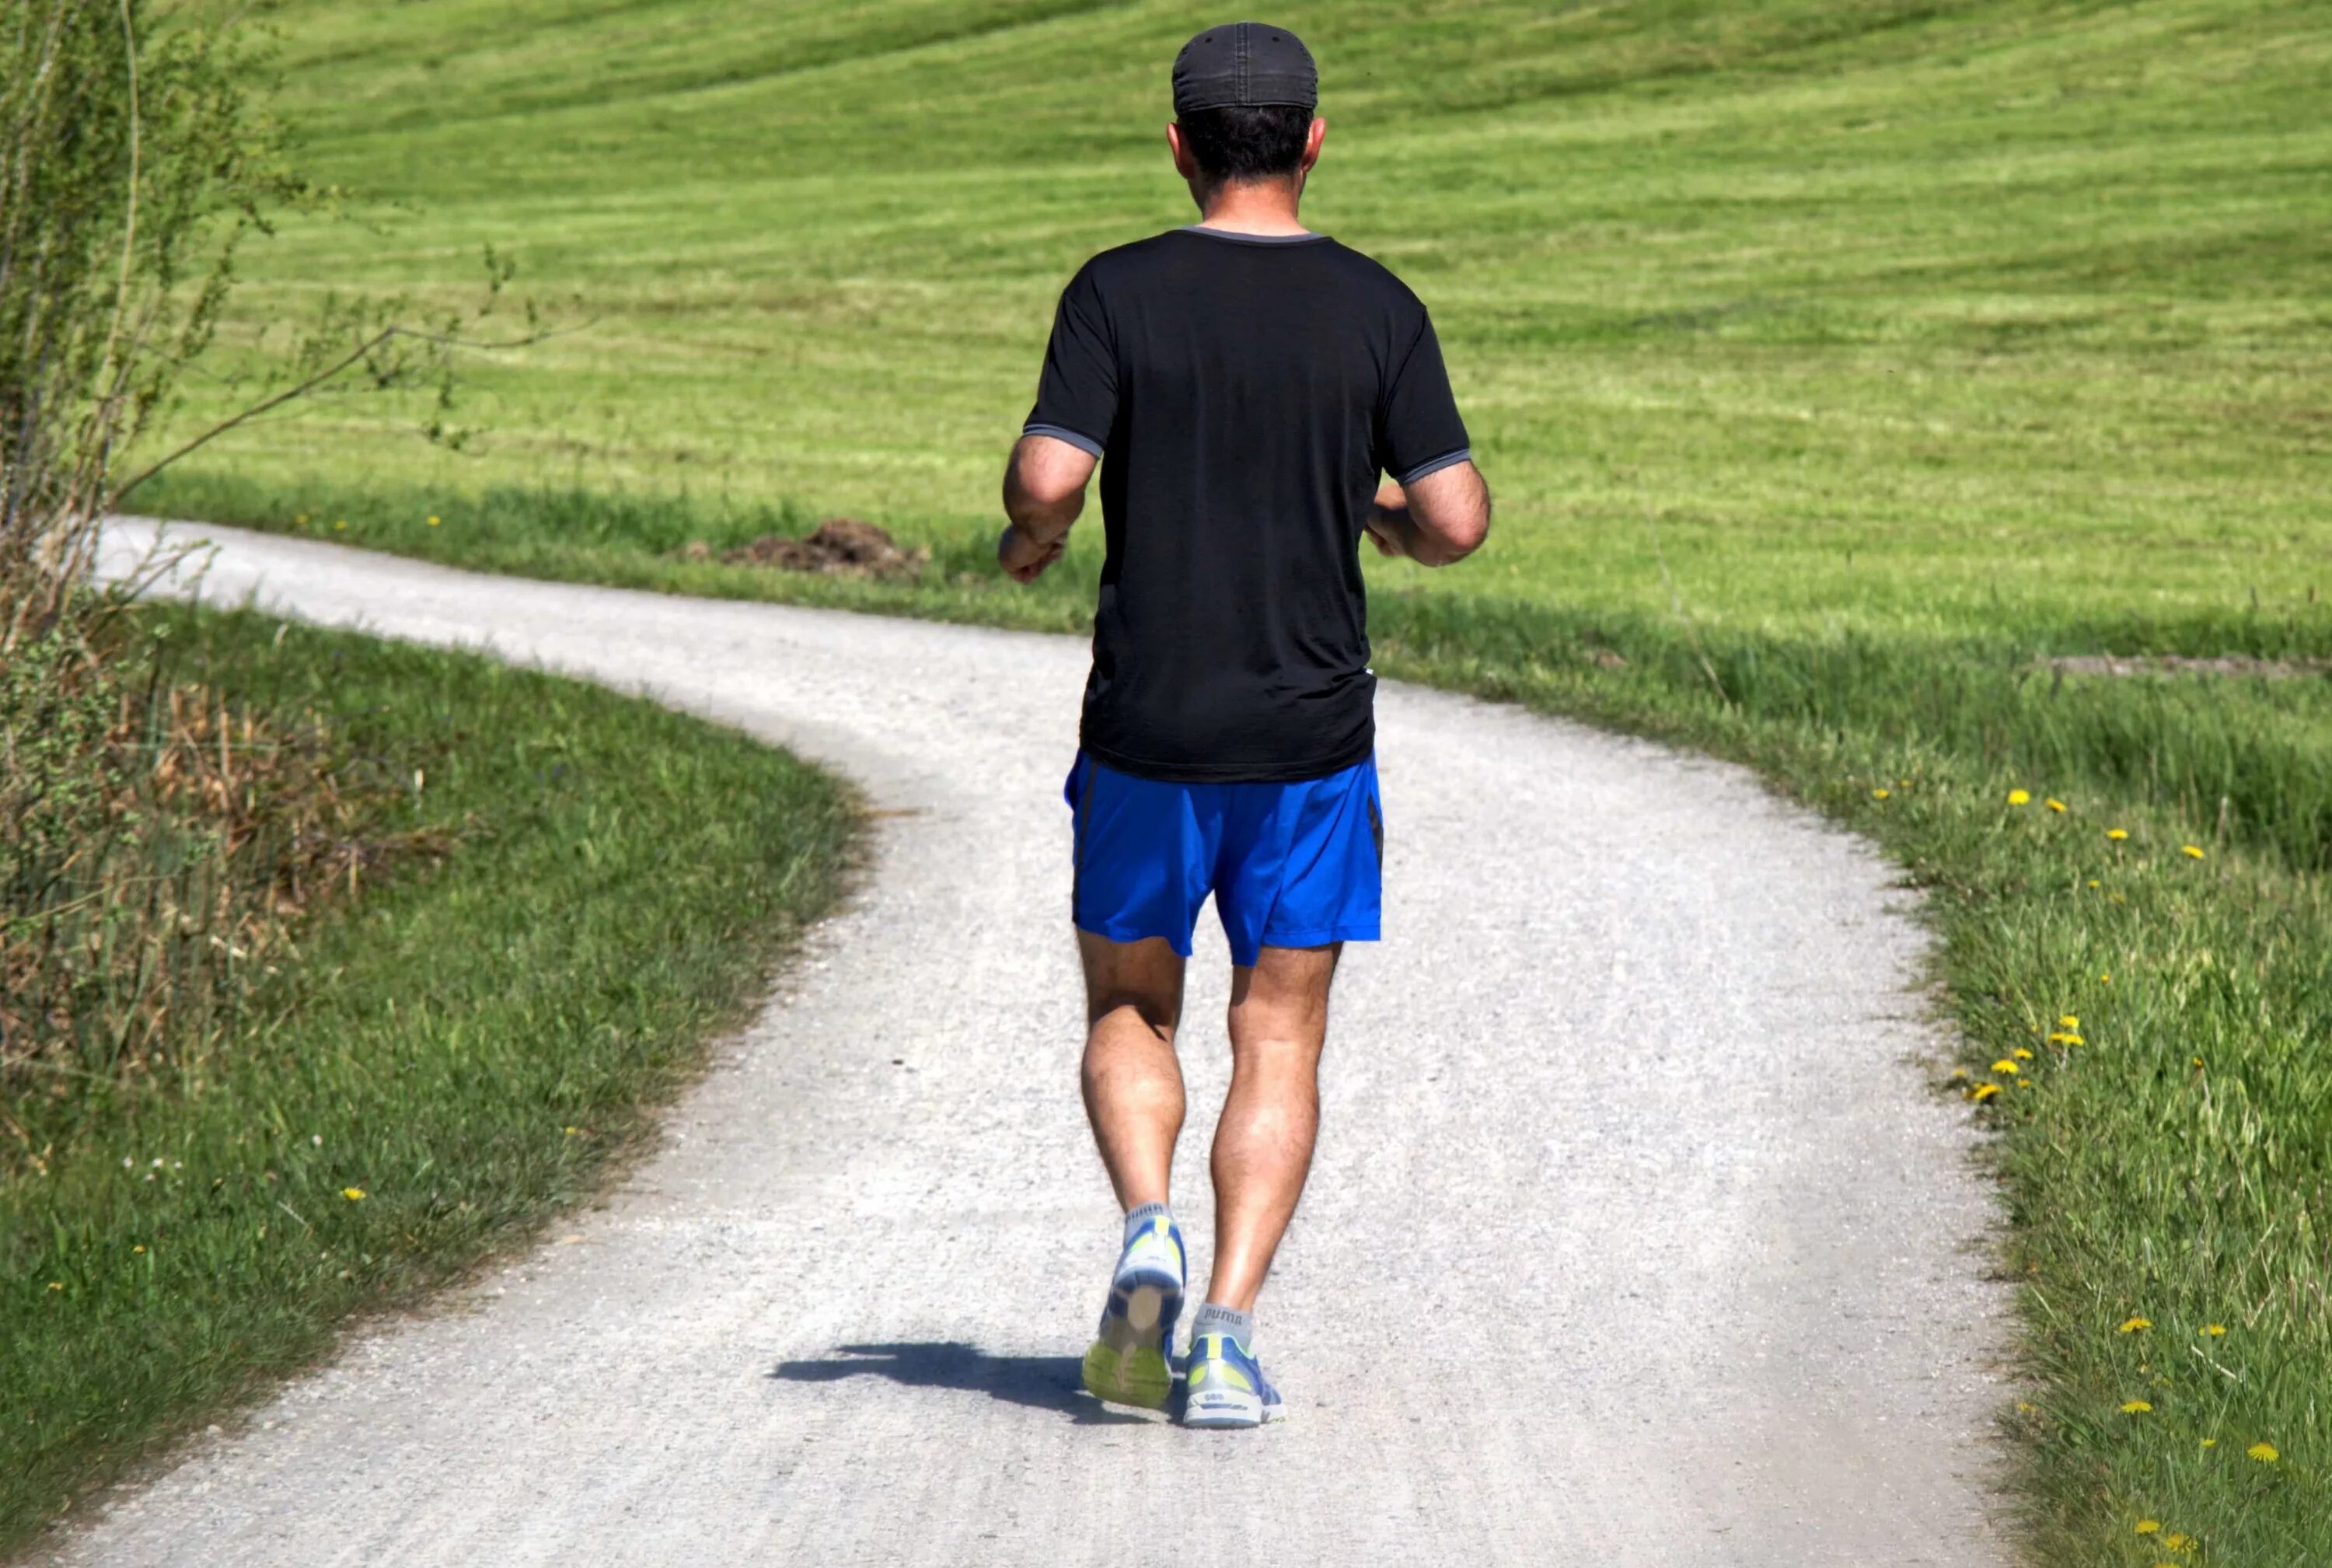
[770, 1342, 1157, 1427]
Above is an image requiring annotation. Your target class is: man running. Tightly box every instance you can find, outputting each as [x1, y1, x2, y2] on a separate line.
[997, 20, 1490, 1429]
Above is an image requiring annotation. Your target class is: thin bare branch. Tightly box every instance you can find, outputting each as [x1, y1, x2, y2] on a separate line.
[95, 0, 143, 388]
[108, 319, 581, 504]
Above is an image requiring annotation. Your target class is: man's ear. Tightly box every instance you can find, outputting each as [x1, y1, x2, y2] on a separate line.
[1300, 116, 1327, 174]
[1167, 122, 1200, 181]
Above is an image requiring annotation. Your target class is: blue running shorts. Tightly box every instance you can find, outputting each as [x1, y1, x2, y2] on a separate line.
[1065, 752, 1383, 968]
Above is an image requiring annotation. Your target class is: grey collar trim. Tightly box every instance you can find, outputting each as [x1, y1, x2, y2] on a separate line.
[1178, 225, 1330, 246]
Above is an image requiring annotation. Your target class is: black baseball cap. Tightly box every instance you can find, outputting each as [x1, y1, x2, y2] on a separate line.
[1171, 21, 1318, 116]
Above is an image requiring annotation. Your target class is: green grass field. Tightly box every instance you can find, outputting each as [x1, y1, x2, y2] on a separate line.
[159, 0, 2328, 641]
[0, 608, 854, 1553]
[134, 0, 2331, 1558]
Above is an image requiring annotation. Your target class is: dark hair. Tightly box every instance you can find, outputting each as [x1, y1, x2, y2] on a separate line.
[1176, 104, 1312, 184]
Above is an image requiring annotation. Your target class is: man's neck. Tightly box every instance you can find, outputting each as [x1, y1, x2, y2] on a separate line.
[1192, 179, 1309, 238]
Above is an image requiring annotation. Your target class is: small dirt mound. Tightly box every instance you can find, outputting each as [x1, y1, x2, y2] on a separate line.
[679, 519, 928, 581]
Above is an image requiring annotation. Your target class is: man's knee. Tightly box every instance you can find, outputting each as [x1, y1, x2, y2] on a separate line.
[1080, 932, 1185, 1033]
[1226, 1032, 1325, 1082]
[1088, 990, 1178, 1039]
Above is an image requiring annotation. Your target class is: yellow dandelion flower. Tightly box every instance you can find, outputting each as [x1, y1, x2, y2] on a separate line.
[2135, 1518, 2161, 1534]
[132, 1245, 145, 1255]
[1872, 787, 1890, 800]
[1948, 1067, 1969, 1079]
[2200, 1437, 2217, 1448]
[2046, 798, 2067, 812]
[2048, 1032, 2083, 1046]
[2166, 1535, 2193, 1550]
[2059, 1015, 2079, 1028]
[334, 519, 347, 531]
[2180, 844, 2205, 859]
[2119, 1316, 2151, 1333]
[2013, 1048, 2034, 1060]
[47, 1281, 63, 1290]
[2015, 1401, 2037, 1414]
[427, 515, 442, 526]
[341, 1186, 367, 1201]
[2247, 1441, 2278, 1463]
[2107, 827, 2129, 841]
[2087, 878, 2100, 889]
[2007, 789, 2031, 806]
[2100, 972, 2112, 983]
[1970, 1083, 2001, 1102]
[2191, 1056, 2204, 1069]
[1991, 1060, 2020, 1075]
[2122, 1399, 2153, 1414]
[2203, 1324, 2226, 1337]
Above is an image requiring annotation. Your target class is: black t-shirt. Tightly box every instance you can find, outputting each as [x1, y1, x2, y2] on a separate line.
[1024, 227, 1471, 784]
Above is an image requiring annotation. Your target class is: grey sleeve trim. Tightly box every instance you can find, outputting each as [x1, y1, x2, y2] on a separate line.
[1392, 448, 1472, 486]
[1021, 422, 1105, 459]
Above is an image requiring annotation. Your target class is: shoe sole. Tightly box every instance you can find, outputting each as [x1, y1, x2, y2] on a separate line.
[1182, 1385, 1286, 1429]
[1081, 1279, 1179, 1410]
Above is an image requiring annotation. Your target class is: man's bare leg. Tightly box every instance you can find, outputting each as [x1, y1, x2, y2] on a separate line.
[1206, 942, 1339, 1313]
[1077, 933, 1191, 1408]
[1077, 932, 1188, 1209]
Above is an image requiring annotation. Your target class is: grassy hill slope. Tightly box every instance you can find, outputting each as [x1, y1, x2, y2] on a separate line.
[162, 0, 2328, 637]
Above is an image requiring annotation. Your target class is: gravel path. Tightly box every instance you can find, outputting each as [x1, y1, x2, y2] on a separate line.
[58, 519, 2009, 1567]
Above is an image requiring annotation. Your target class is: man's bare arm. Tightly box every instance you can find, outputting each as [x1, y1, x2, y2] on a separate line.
[998, 433, 1099, 583]
[1365, 460, 1491, 567]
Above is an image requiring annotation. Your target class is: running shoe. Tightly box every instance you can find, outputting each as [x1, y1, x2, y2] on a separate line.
[1080, 1213, 1185, 1409]
[1182, 1329, 1286, 1429]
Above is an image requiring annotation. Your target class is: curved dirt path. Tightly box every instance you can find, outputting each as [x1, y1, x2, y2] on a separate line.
[58, 519, 2009, 1567]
